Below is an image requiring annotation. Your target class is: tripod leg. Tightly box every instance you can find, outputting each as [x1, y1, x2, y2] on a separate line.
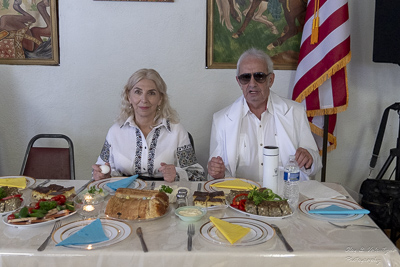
[376, 154, 395, 180]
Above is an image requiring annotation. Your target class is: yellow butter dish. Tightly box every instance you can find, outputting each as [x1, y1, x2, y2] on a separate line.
[210, 179, 255, 190]
[0, 177, 27, 189]
[209, 216, 250, 244]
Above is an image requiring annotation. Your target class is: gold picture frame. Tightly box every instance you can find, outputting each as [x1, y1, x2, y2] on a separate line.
[0, 0, 59, 65]
[206, 0, 306, 70]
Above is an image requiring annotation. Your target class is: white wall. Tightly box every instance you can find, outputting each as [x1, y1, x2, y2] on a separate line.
[1, 0, 399, 193]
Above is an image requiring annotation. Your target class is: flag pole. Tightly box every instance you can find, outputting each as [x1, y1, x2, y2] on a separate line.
[321, 114, 329, 182]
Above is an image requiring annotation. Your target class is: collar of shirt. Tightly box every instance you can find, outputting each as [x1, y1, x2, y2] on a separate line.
[242, 95, 274, 119]
[121, 116, 172, 132]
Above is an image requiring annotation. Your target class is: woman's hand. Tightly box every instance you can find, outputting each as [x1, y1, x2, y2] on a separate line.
[91, 163, 111, 181]
[159, 162, 176, 183]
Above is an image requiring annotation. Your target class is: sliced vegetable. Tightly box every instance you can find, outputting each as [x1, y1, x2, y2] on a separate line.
[0, 194, 22, 201]
[0, 187, 6, 199]
[18, 206, 29, 218]
[159, 185, 173, 194]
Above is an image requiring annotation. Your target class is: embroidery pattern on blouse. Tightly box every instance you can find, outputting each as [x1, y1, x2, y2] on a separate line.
[177, 144, 205, 181]
[100, 140, 111, 162]
[134, 128, 142, 174]
[147, 127, 161, 175]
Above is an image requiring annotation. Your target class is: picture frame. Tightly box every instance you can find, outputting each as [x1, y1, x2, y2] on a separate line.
[0, 0, 59, 65]
[206, 0, 306, 70]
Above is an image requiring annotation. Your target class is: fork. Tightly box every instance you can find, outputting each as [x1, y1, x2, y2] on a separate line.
[29, 179, 50, 189]
[328, 221, 379, 229]
[37, 220, 61, 251]
[187, 224, 195, 251]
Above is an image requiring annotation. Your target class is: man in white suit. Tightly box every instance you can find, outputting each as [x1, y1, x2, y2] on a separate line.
[208, 48, 322, 182]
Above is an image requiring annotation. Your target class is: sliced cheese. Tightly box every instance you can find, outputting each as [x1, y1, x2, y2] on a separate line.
[210, 179, 255, 190]
[0, 177, 27, 189]
[209, 216, 250, 244]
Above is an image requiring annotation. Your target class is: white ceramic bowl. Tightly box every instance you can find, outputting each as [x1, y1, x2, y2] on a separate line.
[175, 206, 207, 222]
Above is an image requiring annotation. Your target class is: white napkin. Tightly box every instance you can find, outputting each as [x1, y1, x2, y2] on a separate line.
[299, 180, 346, 200]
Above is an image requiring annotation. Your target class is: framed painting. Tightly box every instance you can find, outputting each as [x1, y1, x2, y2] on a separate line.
[0, 0, 59, 65]
[206, 0, 306, 70]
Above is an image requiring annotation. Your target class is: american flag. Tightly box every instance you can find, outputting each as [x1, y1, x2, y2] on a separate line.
[292, 0, 351, 152]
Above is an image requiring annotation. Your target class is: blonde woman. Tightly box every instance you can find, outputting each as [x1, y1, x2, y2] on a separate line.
[92, 69, 205, 182]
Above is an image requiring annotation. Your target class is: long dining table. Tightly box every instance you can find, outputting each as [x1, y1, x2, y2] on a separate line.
[1, 178, 400, 267]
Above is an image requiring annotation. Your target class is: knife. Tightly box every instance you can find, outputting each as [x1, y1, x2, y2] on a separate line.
[136, 227, 148, 252]
[271, 224, 294, 252]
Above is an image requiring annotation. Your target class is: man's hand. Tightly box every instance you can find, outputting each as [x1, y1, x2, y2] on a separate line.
[159, 162, 176, 182]
[295, 147, 313, 169]
[207, 156, 225, 179]
[91, 163, 111, 181]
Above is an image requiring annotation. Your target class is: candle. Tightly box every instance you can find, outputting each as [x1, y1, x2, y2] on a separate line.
[83, 205, 95, 212]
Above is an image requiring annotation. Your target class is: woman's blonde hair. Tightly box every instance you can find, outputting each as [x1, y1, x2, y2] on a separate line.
[117, 68, 179, 125]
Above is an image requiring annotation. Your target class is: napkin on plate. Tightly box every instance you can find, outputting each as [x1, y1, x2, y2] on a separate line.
[209, 216, 250, 244]
[56, 219, 109, 246]
[308, 204, 370, 215]
[0, 177, 26, 189]
[210, 179, 255, 190]
[298, 180, 346, 200]
[106, 175, 138, 191]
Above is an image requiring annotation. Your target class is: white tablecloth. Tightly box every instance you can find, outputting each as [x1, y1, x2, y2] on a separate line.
[0, 179, 399, 267]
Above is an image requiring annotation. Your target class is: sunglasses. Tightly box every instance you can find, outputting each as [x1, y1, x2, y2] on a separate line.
[237, 72, 271, 85]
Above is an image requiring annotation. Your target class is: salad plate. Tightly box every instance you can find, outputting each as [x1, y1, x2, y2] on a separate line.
[200, 217, 274, 246]
[0, 176, 36, 189]
[87, 177, 146, 195]
[2, 209, 77, 228]
[203, 178, 260, 193]
[299, 199, 365, 222]
[52, 218, 131, 249]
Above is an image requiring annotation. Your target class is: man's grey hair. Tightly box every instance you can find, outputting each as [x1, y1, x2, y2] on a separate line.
[236, 48, 274, 76]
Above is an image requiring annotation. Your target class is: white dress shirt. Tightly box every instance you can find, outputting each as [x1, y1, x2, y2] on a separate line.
[236, 97, 278, 182]
[96, 117, 205, 181]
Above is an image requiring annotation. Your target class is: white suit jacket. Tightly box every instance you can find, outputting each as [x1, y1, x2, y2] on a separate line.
[209, 91, 322, 181]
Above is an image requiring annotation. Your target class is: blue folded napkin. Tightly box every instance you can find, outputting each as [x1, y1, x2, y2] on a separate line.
[308, 204, 370, 215]
[106, 175, 138, 191]
[56, 219, 109, 246]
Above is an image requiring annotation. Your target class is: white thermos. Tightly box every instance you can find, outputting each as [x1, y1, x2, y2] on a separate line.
[262, 146, 279, 192]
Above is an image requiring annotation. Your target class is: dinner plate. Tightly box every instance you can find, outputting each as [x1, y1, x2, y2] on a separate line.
[0, 176, 36, 189]
[200, 217, 274, 246]
[88, 177, 147, 194]
[203, 178, 261, 193]
[2, 210, 77, 228]
[299, 199, 365, 222]
[52, 218, 131, 249]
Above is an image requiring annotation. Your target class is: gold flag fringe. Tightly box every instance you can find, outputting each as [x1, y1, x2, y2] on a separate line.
[294, 52, 351, 104]
[309, 122, 337, 154]
[305, 66, 350, 117]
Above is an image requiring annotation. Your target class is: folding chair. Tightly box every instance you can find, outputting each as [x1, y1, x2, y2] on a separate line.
[20, 134, 75, 180]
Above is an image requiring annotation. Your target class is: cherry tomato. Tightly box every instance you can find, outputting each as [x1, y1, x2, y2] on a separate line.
[51, 195, 66, 205]
[7, 214, 15, 220]
[28, 207, 34, 214]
